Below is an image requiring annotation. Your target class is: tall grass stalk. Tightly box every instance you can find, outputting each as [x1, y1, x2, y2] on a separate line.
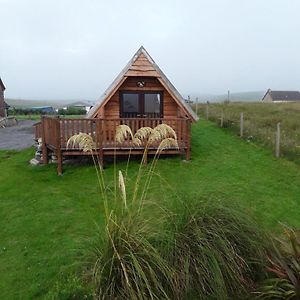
[67, 124, 180, 299]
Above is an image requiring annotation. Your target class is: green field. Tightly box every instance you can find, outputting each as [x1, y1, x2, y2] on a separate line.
[196, 102, 300, 164]
[1, 121, 300, 298]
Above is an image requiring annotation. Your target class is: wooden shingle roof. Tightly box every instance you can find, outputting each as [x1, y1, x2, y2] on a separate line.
[87, 46, 198, 122]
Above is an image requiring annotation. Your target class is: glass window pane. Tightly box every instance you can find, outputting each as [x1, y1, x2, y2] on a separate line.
[144, 93, 161, 117]
[122, 93, 139, 115]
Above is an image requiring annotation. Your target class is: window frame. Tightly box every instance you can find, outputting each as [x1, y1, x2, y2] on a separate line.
[119, 91, 164, 118]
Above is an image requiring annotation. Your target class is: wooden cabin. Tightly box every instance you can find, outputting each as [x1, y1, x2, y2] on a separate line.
[35, 46, 198, 175]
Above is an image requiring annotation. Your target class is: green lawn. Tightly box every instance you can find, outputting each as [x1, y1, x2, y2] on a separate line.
[1, 121, 300, 298]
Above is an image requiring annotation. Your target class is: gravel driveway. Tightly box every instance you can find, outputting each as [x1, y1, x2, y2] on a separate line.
[0, 120, 36, 150]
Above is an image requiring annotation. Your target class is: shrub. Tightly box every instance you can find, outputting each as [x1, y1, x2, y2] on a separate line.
[255, 225, 300, 299]
[58, 106, 86, 115]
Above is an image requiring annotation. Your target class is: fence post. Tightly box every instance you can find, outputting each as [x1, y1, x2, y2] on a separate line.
[206, 103, 209, 120]
[240, 112, 244, 137]
[195, 97, 198, 116]
[220, 110, 224, 128]
[275, 122, 280, 158]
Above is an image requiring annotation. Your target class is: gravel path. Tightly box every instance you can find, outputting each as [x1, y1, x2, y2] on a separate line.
[0, 120, 36, 150]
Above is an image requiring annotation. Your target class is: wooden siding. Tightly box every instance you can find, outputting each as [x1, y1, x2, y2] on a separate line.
[102, 77, 184, 119]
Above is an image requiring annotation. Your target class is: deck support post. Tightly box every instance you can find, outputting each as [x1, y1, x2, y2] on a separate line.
[41, 116, 48, 164]
[55, 117, 63, 175]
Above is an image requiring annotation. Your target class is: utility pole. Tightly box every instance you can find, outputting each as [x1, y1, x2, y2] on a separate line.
[227, 90, 230, 102]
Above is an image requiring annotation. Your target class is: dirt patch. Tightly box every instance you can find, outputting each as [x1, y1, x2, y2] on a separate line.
[0, 120, 36, 150]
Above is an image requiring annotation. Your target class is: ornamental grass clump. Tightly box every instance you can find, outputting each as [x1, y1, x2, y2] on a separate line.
[163, 198, 268, 299]
[67, 124, 179, 299]
[90, 212, 175, 299]
[67, 126, 267, 300]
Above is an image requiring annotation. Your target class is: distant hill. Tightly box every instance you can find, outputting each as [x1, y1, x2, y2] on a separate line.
[6, 91, 264, 108]
[212, 91, 265, 102]
[5, 98, 94, 108]
[185, 91, 265, 103]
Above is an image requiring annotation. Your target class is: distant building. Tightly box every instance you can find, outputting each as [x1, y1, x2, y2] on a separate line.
[262, 89, 300, 102]
[30, 106, 55, 114]
[62, 101, 94, 113]
[0, 77, 9, 117]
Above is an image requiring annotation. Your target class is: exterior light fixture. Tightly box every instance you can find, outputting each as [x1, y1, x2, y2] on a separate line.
[136, 81, 145, 87]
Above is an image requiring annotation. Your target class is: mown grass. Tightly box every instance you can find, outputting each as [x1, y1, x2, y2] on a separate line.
[1, 121, 300, 298]
[196, 102, 300, 164]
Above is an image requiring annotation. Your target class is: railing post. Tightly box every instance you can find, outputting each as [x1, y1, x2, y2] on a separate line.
[275, 122, 280, 158]
[41, 116, 48, 165]
[56, 117, 63, 175]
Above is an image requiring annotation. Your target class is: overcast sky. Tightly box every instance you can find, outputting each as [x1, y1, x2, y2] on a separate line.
[1, 0, 300, 100]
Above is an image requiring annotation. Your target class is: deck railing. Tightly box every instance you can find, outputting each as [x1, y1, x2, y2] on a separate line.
[34, 121, 42, 140]
[34, 116, 191, 175]
[35, 116, 190, 150]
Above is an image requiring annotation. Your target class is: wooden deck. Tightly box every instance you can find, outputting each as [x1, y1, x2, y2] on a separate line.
[34, 116, 191, 175]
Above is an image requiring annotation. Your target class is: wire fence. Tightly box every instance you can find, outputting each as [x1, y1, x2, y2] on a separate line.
[194, 102, 300, 165]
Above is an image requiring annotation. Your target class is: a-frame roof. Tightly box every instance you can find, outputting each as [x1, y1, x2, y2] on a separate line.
[87, 46, 198, 121]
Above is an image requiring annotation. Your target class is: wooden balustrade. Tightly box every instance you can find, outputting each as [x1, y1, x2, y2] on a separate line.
[34, 116, 191, 175]
[35, 117, 190, 150]
[34, 121, 42, 140]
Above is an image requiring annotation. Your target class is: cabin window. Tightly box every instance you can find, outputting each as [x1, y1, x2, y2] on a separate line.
[120, 92, 163, 118]
[122, 93, 140, 117]
[144, 93, 161, 118]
